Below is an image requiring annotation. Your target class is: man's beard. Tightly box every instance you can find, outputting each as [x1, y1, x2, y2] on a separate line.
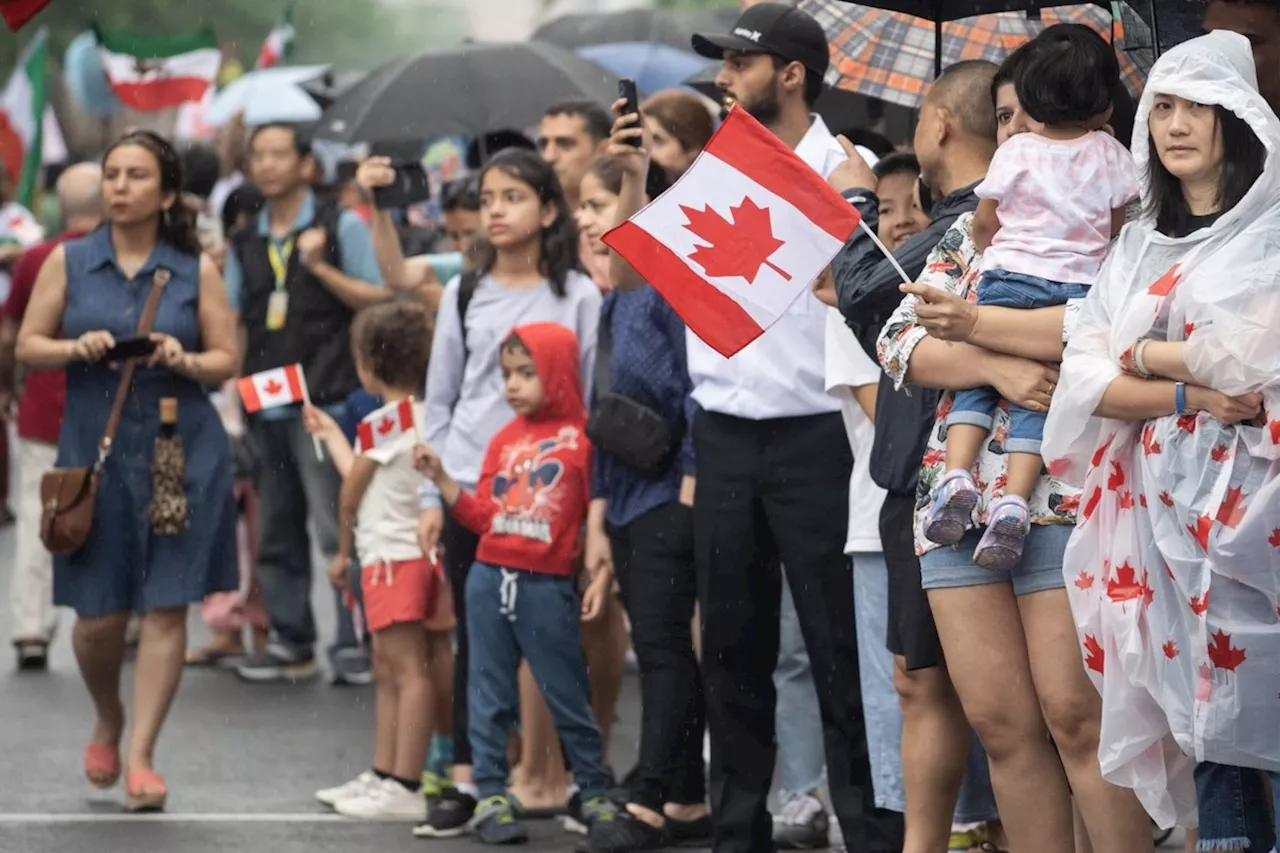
[735, 74, 783, 127]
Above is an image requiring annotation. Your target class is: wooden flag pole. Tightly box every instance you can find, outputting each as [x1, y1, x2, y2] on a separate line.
[296, 363, 324, 461]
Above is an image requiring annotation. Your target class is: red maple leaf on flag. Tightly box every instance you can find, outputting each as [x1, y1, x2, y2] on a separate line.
[1091, 434, 1114, 468]
[1140, 493, 1148, 508]
[1118, 490, 1135, 510]
[1083, 634, 1105, 674]
[1208, 629, 1246, 671]
[1083, 486, 1102, 521]
[1046, 458, 1071, 477]
[264, 379, 284, 395]
[1189, 591, 1210, 615]
[1269, 528, 1280, 548]
[1160, 491, 1175, 507]
[1177, 414, 1198, 434]
[1184, 321, 1197, 337]
[1148, 264, 1180, 296]
[1270, 420, 1280, 445]
[1106, 561, 1147, 604]
[1187, 514, 1212, 550]
[376, 416, 396, 435]
[1162, 640, 1179, 659]
[681, 198, 790, 284]
[1215, 486, 1248, 529]
[1210, 443, 1231, 463]
[1141, 423, 1162, 456]
[1073, 571, 1095, 590]
[1107, 461, 1125, 491]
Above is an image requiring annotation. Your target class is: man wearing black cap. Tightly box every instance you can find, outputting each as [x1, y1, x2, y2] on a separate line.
[687, 6, 897, 853]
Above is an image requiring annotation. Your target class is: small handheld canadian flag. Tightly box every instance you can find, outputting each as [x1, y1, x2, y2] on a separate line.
[357, 398, 418, 454]
[238, 364, 307, 413]
[603, 105, 864, 357]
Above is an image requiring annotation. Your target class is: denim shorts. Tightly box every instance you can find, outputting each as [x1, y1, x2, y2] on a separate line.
[919, 522, 1072, 596]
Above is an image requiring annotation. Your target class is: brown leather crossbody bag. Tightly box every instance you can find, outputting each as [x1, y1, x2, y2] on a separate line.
[40, 269, 169, 556]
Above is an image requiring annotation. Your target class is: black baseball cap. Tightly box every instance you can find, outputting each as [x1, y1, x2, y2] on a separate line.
[691, 3, 830, 78]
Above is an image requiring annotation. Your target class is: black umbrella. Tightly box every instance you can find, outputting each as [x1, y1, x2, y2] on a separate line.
[315, 42, 619, 144]
[834, 0, 1161, 76]
[533, 7, 739, 52]
[299, 69, 368, 111]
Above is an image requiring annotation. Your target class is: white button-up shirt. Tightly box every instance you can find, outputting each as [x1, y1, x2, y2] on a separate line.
[687, 115, 876, 420]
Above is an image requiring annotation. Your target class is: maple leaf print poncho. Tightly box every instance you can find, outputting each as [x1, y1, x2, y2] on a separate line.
[1042, 31, 1280, 830]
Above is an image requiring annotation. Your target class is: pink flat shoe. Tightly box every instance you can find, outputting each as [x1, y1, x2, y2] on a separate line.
[125, 769, 167, 812]
[84, 743, 121, 789]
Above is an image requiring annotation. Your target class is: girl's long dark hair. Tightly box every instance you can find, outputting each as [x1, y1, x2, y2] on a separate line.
[104, 130, 201, 256]
[474, 148, 579, 296]
[1144, 105, 1266, 237]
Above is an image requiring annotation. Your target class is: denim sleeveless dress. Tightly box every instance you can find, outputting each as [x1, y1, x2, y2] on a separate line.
[54, 228, 237, 617]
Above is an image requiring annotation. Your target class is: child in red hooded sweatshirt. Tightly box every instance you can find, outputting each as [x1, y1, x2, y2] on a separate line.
[414, 321, 617, 846]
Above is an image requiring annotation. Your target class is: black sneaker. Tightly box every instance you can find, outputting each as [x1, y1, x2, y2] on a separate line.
[580, 810, 667, 853]
[413, 787, 477, 838]
[14, 640, 48, 672]
[773, 793, 830, 850]
[236, 643, 318, 683]
[667, 813, 712, 847]
[472, 795, 529, 845]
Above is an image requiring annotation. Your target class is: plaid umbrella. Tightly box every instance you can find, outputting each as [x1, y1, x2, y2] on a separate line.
[801, 0, 1153, 108]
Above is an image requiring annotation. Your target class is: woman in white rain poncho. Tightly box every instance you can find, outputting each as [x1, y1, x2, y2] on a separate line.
[1042, 30, 1280, 842]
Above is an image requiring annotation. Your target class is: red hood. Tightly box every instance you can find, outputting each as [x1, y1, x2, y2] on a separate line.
[509, 322, 584, 425]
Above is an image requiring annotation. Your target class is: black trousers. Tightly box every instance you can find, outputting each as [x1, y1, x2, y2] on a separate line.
[610, 500, 706, 812]
[442, 514, 480, 767]
[693, 410, 893, 853]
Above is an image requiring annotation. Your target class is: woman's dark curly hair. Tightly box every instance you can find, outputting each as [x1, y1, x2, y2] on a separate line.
[473, 148, 580, 297]
[351, 297, 434, 392]
[103, 130, 201, 256]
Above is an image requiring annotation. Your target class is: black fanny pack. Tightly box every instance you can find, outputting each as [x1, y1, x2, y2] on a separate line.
[585, 300, 679, 479]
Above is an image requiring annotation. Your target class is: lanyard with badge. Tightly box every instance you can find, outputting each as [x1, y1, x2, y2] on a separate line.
[265, 236, 295, 331]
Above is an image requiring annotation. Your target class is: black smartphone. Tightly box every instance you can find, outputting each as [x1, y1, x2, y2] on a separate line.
[103, 336, 157, 361]
[618, 79, 641, 148]
[372, 163, 432, 210]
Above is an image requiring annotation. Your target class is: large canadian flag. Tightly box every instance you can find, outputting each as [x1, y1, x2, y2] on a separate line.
[238, 364, 307, 413]
[95, 27, 221, 112]
[603, 106, 861, 357]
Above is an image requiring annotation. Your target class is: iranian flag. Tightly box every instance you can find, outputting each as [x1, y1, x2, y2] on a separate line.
[357, 398, 418, 453]
[256, 7, 296, 69]
[0, 27, 46, 210]
[238, 364, 307, 413]
[1, 0, 53, 31]
[603, 106, 861, 357]
[96, 27, 220, 112]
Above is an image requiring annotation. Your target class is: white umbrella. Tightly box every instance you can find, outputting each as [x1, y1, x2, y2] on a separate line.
[207, 65, 330, 127]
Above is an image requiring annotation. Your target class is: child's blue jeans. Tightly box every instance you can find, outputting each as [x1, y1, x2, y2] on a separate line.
[466, 561, 612, 801]
[1194, 761, 1279, 852]
[947, 270, 1090, 454]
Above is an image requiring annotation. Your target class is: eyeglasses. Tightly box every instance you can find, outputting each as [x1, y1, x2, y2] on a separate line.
[441, 175, 480, 210]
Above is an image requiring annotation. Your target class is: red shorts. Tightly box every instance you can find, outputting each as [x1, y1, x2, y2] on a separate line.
[360, 557, 455, 634]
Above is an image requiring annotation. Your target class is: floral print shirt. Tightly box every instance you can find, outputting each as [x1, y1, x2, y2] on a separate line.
[875, 212, 1082, 556]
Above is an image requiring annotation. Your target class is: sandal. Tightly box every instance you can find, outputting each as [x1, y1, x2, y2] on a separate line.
[125, 769, 168, 812]
[84, 742, 121, 789]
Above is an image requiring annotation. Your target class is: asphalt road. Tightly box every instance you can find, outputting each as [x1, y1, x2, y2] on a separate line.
[0, 511, 1184, 853]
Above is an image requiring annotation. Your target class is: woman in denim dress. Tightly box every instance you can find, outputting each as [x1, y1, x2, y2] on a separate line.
[16, 131, 239, 812]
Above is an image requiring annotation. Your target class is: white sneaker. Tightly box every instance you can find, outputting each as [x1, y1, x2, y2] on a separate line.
[336, 777, 428, 820]
[316, 771, 378, 808]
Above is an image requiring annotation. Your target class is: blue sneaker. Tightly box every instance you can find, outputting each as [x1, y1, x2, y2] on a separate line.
[923, 470, 979, 546]
[235, 643, 318, 683]
[974, 496, 1031, 572]
[329, 646, 372, 686]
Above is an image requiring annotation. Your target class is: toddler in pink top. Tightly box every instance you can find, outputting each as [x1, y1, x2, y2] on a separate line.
[924, 24, 1138, 569]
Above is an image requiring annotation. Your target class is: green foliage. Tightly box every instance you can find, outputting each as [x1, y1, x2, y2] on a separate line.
[3, 0, 465, 71]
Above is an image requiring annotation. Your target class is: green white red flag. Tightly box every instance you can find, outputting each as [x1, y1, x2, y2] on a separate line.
[256, 7, 296, 69]
[95, 27, 220, 112]
[0, 27, 47, 209]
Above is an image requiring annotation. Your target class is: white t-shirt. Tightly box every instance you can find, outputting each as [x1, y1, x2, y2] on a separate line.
[976, 130, 1138, 285]
[356, 408, 427, 565]
[824, 309, 885, 554]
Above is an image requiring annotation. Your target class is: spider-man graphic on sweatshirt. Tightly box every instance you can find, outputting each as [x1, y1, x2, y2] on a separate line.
[450, 322, 591, 578]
